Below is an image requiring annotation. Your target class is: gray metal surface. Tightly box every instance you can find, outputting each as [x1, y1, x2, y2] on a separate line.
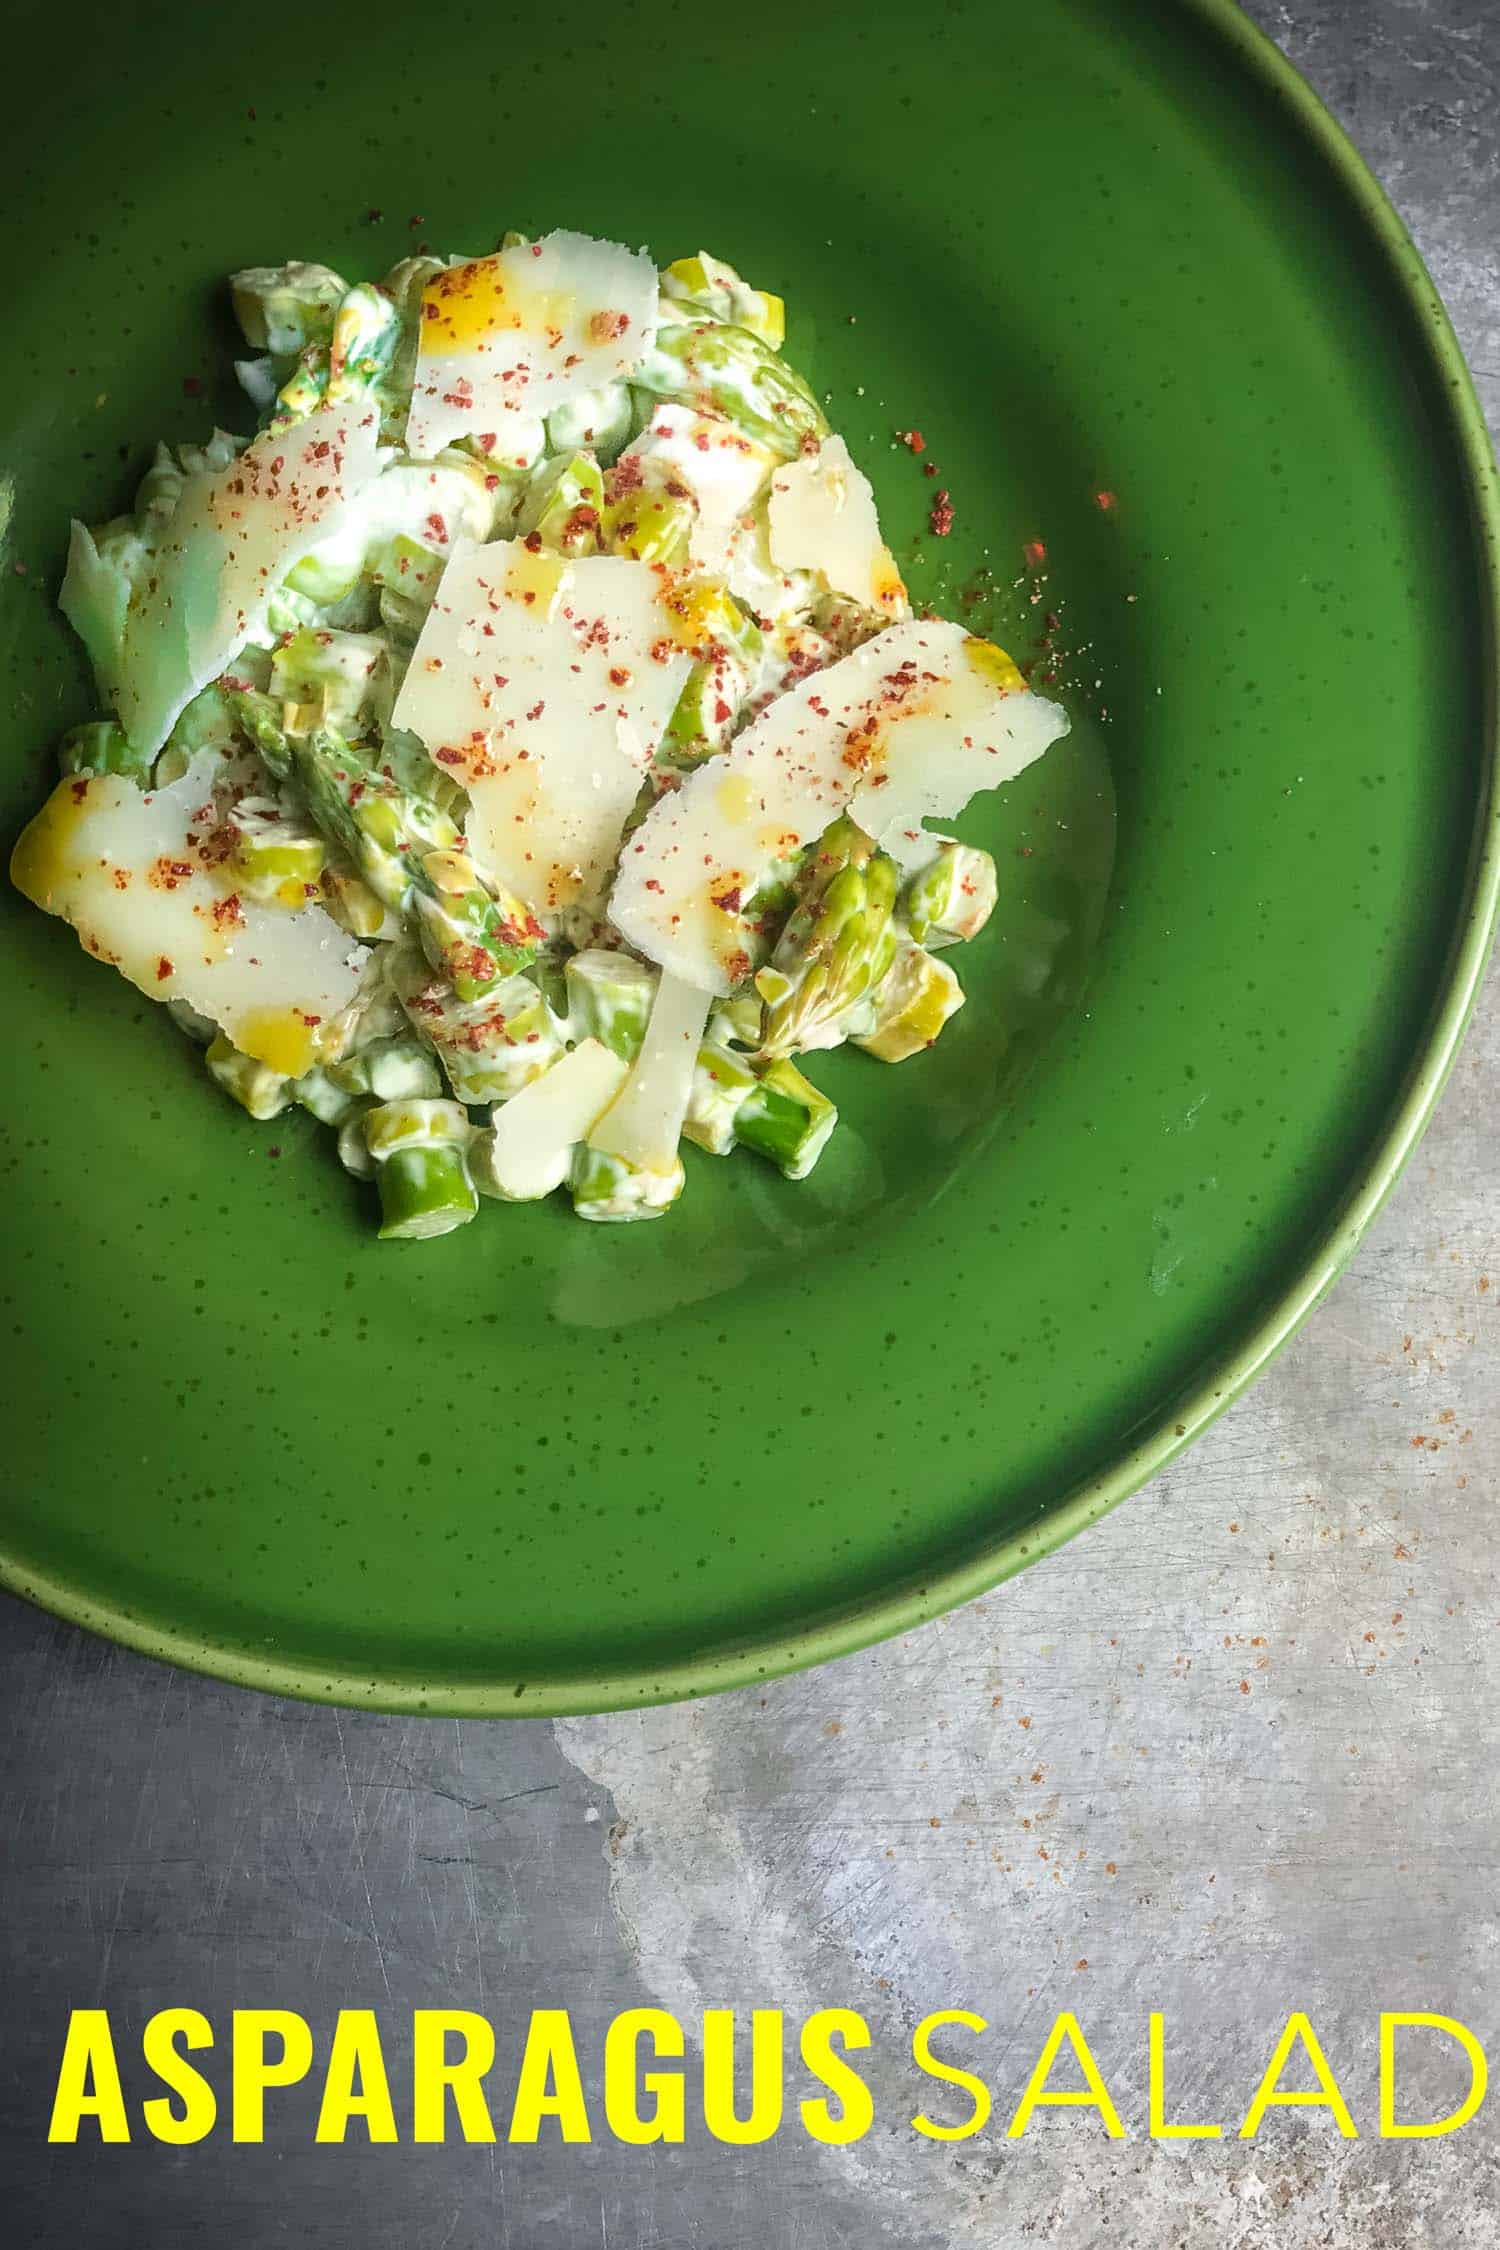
[2, 4, 1496, 2242]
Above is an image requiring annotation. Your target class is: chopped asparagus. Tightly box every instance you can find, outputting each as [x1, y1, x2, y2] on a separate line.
[735, 1058, 838, 1179]
[756, 816, 899, 1058]
[570, 1145, 686, 1224]
[852, 945, 965, 1061]
[632, 320, 827, 458]
[205, 1032, 294, 1121]
[226, 801, 327, 908]
[396, 956, 563, 1102]
[361, 1097, 478, 1240]
[564, 948, 659, 1061]
[682, 1044, 758, 1155]
[516, 450, 604, 555]
[899, 839, 998, 948]
[58, 721, 151, 783]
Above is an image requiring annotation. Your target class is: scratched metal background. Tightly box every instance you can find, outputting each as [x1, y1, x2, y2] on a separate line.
[3, 4, 1498, 2242]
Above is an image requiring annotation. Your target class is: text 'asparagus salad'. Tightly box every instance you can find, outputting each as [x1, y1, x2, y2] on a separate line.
[12, 231, 1069, 1239]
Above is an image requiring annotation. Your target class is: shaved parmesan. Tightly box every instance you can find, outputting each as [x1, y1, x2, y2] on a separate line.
[611, 621, 1068, 994]
[475, 1039, 629, 1201]
[406, 230, 658, 459]
[588, 972, 712, 1170]
[62, 401, 382, 758]
[621, 404, 777, 579]
[390, 540, 694, 916]
[10, 754, 367, 1076]
[768, 435, 907, 618]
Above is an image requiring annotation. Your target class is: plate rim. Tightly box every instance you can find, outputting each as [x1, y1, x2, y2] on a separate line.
[5, 0, 1498, 1714]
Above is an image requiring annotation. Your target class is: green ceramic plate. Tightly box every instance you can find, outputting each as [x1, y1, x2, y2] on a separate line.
[1, 0, 1495, 1713]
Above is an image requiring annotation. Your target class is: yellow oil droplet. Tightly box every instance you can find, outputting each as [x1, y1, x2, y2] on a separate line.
[965, 636, 1025, 695]
[421, 253, 572, 354]
[871, 544, 907, 612]
[715, 771, 757, 824]
[235, 1007, 318, 1078]
[8, 777, 89, 911]
[663, 576, 738, 653]
[506, 542, 568, 617]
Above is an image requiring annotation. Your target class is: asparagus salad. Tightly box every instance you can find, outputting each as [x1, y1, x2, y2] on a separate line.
[11, 231, 1068, 1239]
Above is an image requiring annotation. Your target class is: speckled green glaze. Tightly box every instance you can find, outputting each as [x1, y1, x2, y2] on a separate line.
[0, 0, 1495, 1714]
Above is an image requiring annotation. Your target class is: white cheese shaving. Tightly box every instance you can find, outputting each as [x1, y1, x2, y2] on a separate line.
[10, 752, 367, 1075]
[406, 230, 658, 459]
[588, 972, 712, 1170]
[767, 434, 908, 618]
[63, 401, 382, 758]
[390, 540, 694, 915]
[477, 1039, 629, 1201]
[610, 620, 1068, 994]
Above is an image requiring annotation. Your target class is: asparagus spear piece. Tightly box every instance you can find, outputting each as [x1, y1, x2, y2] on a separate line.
[205, 1032, 295, 1121]
[564, 949, 659, 1061]
[683, 1046, 837, 1178]
[851, 944, 965, 1062]
[570, 1145, 686, 1223]
[226, 801, 327, 908]
[361, 1097, 478, 1241]
[471, 1040, 629, 1203]
[58, 721, 152, 783]
[735, 1058, 838, 1179]
[516, 451, 604, 555]
[660, 254, 786, 349]
[756, 816, 899, 1059]
[395, 954, 564, 1102]
[899, 839, 998, 948]
[260, 715, 542, 1000]
[632, 321, 827, 458]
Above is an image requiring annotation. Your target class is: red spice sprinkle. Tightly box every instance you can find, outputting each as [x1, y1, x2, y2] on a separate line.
[1093, 489, 1118, 511]
[267, 1145, 282, 1159]
[710, 885, 743, 913]
[525, 701, 546, 722]
[182, 376, 203, 397]
[897, 429, 926, 453]
[1023, 539, 1047, 568]
[928, 490, 955, 537]
[608, 666, 632, 688]
[713, 699, 732, 724]
[523, 531, 543, 553]
[155, 956, 174, 981]
[408, 214, 425, 229]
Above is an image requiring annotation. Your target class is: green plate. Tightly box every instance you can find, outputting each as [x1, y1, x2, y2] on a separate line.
[2, 0, 1495, 1713]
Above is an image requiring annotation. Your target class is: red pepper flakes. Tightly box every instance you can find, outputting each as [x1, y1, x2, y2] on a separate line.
[156, 956, 174, 980]
[897, 429, 926, 454]
[408, 214, 425, 229]
[1023, 539, 1047, 568]
[1093, 489, 1118, 511]
[928, 490, 955, 538]
[267, 1145, 282, 1159]
[922, 462, 938, 479]
[711, 885, 743, 913]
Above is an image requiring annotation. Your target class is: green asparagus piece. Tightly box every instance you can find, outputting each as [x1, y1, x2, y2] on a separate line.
[756, 816, 899, 1059]
[545, 382, 634, 465]
[682, 1045, 758, 1155]
[735, 1058, 838, 1180]
[290, 725, 541, 999]
[361, 1097, 478, 1241]
[205, 1033, 294, 1121]
[292, 1066, 366, 1128]
[658, 653, 751, 772]
[226, 801, 327, 907]
[900, 840, 999, 948]
[601, 484, 695, 566]
[660, 254, 786, 348]
[329, 1035, 443, 1102]
[395, 953, 563, 1102]
[269, 627, 386, 737]
[570, 1144, 685, 1224]
[516, 450, 604, 555]
[564, 949, 659, 1061]
[632, 321, 827, 459]
[852, 944, 965, 1062]
[682, 1046, 837, 1178]
[58, 721, 151, 783]
[230, 261, 347, 357]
